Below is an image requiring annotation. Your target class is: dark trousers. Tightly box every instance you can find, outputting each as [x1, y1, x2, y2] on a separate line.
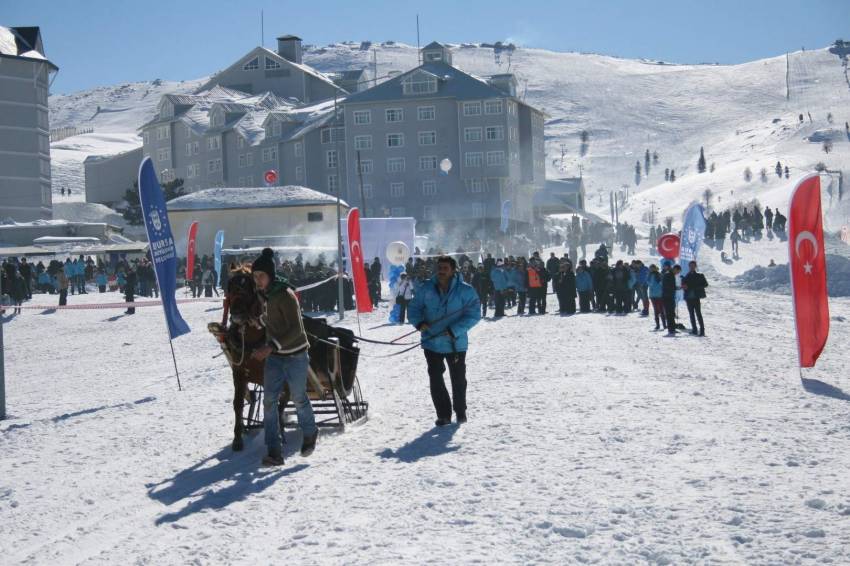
[686, 298, 704, 333]
[424, 349, 467, 420]
[479, 294, 488, 317]
[651, 298, 666, 328]
[664, 298, 677, 331]
[125, 292, 135, 314]
[578, 291, 592, 312]
[59, 289, 67, 306]
[396, 297, 408, 323]
[494, 290, 505, 317]
[517, 291, 527, 314]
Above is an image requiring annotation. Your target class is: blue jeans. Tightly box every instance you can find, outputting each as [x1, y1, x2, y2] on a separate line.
[263, 351, 316, 458]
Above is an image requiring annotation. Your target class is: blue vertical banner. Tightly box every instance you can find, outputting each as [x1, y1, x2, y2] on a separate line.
[213, 230, 225, 283]
[500, 200, 512, 233]
[138, 157, 190, 339]
[387, 264, 405, 323]
[679, 202, 707, 270]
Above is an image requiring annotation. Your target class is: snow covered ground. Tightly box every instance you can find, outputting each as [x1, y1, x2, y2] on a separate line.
[3, 268, 850, 564]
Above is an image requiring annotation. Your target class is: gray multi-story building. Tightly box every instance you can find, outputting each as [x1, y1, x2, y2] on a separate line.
[0, 26, 58, 222]
[341, 42, 545, 234]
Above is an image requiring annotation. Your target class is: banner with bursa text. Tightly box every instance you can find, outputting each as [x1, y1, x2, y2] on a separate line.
[214, 229, 225, 284]
[679, 202, 706, 270]
[138, 158, 190, 339]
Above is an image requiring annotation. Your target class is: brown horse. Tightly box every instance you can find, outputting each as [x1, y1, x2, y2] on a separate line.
[208, 269, 273, 451]
[209, 269, 365, 451]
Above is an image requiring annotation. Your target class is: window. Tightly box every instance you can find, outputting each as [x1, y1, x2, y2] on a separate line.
[357, 159, 373, 174]
[160, 169, 174, 183]
[208, 158, 222, 173]
[419, 156, 437, 171]
[262, 147, 277, 162]
[423, 205, 437, 219]
[295, 166, 303, 181]
[207, 136, 221, 151]
[246, 175, 254, 186]
[465, 152, 483, 167]
[238, 176, 245, 187]
[463, 102, 482, 116]
[418, 106, 435, 121]
[472, 202, 485, 218]
[402, 72, 438, 95]
[272, 122, 282, 136]
[210, 112, 223, 128]
[192, 141, 199, 155]
[484, 100, 504, 114]
[422, 180, 437, 196]
[326, 150, 338, 168]
[187, 163, 199, 178]
[308, 212, 323, 222]
[320, 127, 345, 144]
[424, 51, 443, 62]
[387, 157, 405, 173]
[37, 110, 48, 129]
[327, 174, 338, 193]
[362, 184, 374, 199]
[185, 124, 192, 138]
[237, 136, 246, 149]
[353, 110, 371, 125]
[390, 207, 406, 216]
[510, 127, 518, 142]
[418, 131, 436, 146]
[265, 56, 281, 69]
[157, 148, 170, 162]
[486, 126, 505, 141]
[156, 125, 170, 140]
[486, 151, 505, 166]
[385, 108, 404, 123]
[469, 179, 484, 193]
[390, 182, 405, 198]
[246, 152, 253, 166]
[238, 154, 246, 168]
[464, 127, 482, 143]
[294, 142, 303, 157]
[185, 143, 193, 156]
[354, 135, 372, 150]
[386, 133, 404, 148]
[243, 57, 259, 71]
[143, 132, 150, 145]
[39, 159, 50, 177]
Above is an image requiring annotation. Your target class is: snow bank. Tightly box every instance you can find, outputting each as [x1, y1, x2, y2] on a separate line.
[734, 254, 850, 296]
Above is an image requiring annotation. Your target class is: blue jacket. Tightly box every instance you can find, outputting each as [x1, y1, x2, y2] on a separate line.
[637, 265, 650, 285]
[510, 267, 527, 292]
[490, 267, 509, 291]
[648, 272, 663, 298]
[407, 273, 481, 354]
[575, 270, 593, 292]
[95, 273, 108, 286]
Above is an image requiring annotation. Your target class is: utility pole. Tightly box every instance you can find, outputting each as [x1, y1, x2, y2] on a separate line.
[334, 92, 344, 320]
[416, 14, 421, 64]
[1, 302, 5, 420]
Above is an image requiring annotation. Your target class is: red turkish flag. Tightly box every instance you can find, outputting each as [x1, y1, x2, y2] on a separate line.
[347, 208, 373, 313]
[186, 221, 199, 281]
[788, 174, 829, 368]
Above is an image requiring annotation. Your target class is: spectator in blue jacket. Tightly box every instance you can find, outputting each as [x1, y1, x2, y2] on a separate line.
[63, 259, 75, 294]
[95, 270, 108, 293]
[633, 260, 650, 315]
[575, 265, 594, 313]
[407, 256, 481, 426]
[647, 263, 665, 330]
[490, 260, 509, 318]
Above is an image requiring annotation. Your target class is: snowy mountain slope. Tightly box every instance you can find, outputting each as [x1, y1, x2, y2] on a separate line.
[2, 279, 850, 564]
[47, 43, 850, 272]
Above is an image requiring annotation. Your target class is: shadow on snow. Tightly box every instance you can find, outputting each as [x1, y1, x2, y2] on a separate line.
[377, 425, 460, 463]
[801, 378, 850, 402]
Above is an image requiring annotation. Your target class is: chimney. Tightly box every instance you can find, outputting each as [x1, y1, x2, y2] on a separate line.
[276, 35, 303, 64]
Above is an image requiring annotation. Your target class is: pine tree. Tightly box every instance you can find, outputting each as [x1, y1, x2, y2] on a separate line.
[709, 162, 716, 173]
[653, 151, 659, 165]
[669, 169, 676, 182]
[664, 168, 669, 181]
[697, 147, 706, 173]
[775, 161, 783, 177]
[635, 161, 642, 185]
[784, 165, 790, 178]
[644, 149, 651, 175]
[120, 177, 184, 226]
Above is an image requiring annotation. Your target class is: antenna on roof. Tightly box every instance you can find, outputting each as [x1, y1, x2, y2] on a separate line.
[416, 14, 421, 64]
[260, 10, 264, 48]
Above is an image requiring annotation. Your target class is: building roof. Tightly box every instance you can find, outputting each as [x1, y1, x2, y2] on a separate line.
[277, 35, 302, 41]
[422, 41, 448, 50]
[166, 185, 348, 212]
[0, 25, 58, 70]
[342, 61, 511, 105]
[545, 177, 585, 193]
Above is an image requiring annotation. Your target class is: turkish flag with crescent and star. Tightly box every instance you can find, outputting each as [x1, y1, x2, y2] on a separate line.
[788, 173, 830, 368]
[347, 208, 373, 313]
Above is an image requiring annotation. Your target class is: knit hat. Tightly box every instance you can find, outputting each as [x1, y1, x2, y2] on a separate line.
[251, 248, 276, 279]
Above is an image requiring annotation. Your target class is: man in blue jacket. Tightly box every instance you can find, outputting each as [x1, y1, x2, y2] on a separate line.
[408, 256, 481, 426]
[490, 259, 509, 317]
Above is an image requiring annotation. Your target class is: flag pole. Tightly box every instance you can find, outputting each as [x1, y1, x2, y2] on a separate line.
[168, 338, 183, 391]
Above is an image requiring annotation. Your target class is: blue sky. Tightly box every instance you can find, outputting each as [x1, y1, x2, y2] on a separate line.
[6, 0, 849, 94]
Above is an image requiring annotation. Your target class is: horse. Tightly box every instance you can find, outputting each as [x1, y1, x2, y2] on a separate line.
[208, 269, 274, 451]
[209, 269, 365, 451]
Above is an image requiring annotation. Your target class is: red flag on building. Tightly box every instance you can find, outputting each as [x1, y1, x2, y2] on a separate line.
[186, 221, 199, 282]
[788, 174, 829, 368]
[347, 208, 373, 313]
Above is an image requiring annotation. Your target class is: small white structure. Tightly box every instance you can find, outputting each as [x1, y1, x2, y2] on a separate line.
[166, 185, 349, 257]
